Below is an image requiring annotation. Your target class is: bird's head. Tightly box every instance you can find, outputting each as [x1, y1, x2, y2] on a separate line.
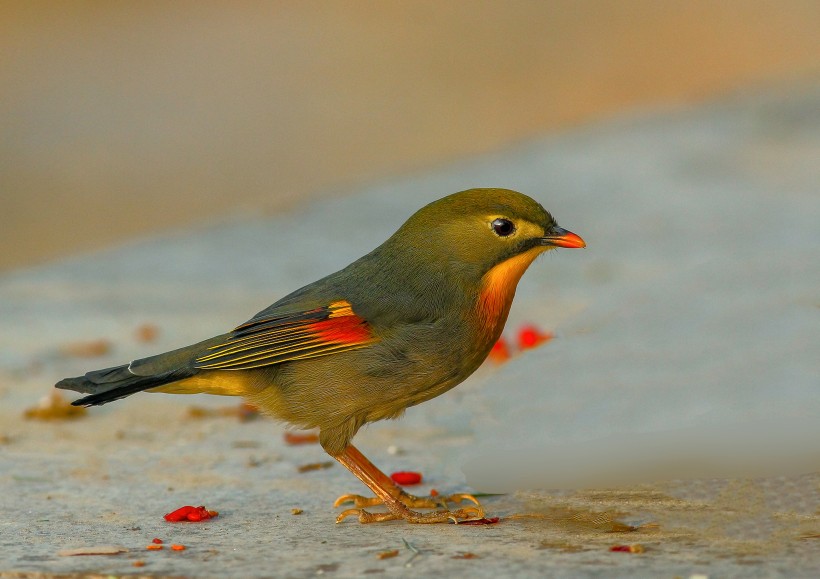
[395, 187, 585, 276]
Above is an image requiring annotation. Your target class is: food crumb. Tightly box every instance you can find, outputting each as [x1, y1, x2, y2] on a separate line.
[517, 324, 553, 350]
[283, 431, 320, 445]
[146, 544, 163, 551]
[297, 461, 334, 473]
[164, 505, 218, 522]
[60, 339, 111, 358]
[291, 508, 304, 515]
[377, 549, 399, 560]
[609, 544, 644, 553]
[152, 538, 163, 544]
[171, 544, 186, 551]
[390, 471, 422, 486]
[452, 552, 479, 559]
[24, 391, 87, 421]
[236, 402, 260, 422]
[132, 560, 146, 567]
[135, 323, 159, 343]
[185, 406, 210, 419]
[186, 402, 259, 422]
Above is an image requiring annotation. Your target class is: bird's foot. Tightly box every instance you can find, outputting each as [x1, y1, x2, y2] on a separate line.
[330, 445, 488, 525]
[336, 506, 483, 524]
[334, 490, 482, 511]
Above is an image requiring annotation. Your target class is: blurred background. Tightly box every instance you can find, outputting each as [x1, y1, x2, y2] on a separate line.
[2, 0, 819, 272]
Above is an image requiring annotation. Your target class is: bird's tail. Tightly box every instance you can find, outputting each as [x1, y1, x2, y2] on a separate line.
[56, 364, 193, 407]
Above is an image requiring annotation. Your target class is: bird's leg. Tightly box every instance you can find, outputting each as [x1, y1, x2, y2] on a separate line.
[332, 445, 482, 511]
[331, 444, 483, 524]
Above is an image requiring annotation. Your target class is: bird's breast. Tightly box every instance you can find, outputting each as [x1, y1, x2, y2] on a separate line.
[476, 247, 547, 341]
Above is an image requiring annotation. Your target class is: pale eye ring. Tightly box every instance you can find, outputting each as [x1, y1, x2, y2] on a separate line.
[491, 218, 515, 237]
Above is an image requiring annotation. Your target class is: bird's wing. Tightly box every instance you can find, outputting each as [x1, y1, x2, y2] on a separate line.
[193, 300, 376, 370]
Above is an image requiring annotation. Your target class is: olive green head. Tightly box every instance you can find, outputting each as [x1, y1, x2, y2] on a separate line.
[391, 188, 584, 274]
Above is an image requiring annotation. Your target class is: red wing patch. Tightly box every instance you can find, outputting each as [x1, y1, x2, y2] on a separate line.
[306, 316, 372, 345]
[195, 300, 375, 370]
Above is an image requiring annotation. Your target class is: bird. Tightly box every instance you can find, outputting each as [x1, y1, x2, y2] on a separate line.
[56, 188, 585, 524]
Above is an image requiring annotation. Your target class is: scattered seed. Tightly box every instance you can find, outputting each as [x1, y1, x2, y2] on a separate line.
[452, 552, 479, 559]
[132, 560, 146, 567]
[185, 403, 259, 422]
[236, 402, 260, 422]
[291, 508, 304, 515]
[164, 505, 218, 522]
[152, 538, 163, 544]
[60, 339, 111, 358]
[377, 549, 399, 560]
[609, 544, 644, 553]
[297, 461, 334, 473]
[146, 544, 163, 551]
[171, 544, 186, 551]
[390, 471, 422, 486]
[284, 431, 320, 445]
[135, 323, 159, 343]
[185, 406, 210, 419]
[24, 391, 87, 421]
[517, 325, 553, 350]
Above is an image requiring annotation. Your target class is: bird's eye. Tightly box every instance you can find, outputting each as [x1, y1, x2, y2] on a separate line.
[491, 218, 515, 237]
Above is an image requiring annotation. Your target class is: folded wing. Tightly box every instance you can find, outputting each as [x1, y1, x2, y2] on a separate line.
[195, 300, 376, 370]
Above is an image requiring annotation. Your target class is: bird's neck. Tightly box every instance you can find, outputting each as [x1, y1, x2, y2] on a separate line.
[476, 247, 546, 341]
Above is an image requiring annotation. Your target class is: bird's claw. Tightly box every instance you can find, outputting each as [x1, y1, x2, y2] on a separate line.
[333, 493, 383, 508]
[452, 506, 485, 522]
[336, 508, 401, 524]
[335, 506, 484, 524]
[446, 493, 482, 507]
[333, 491, 483, 512]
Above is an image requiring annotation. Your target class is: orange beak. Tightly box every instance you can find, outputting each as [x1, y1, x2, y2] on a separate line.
[540, 226, 586, 249]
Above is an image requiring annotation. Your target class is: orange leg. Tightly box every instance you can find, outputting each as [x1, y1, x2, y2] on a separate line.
[331, 444, 483, 524]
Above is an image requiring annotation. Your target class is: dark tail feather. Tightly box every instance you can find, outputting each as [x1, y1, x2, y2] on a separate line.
[56, 363, 192, 407]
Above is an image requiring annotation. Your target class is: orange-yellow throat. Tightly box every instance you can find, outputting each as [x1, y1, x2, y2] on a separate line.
[477, 246, 547, 336]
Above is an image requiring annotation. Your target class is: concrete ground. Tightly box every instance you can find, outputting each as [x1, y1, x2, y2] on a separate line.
[1, 82, 819, 578]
